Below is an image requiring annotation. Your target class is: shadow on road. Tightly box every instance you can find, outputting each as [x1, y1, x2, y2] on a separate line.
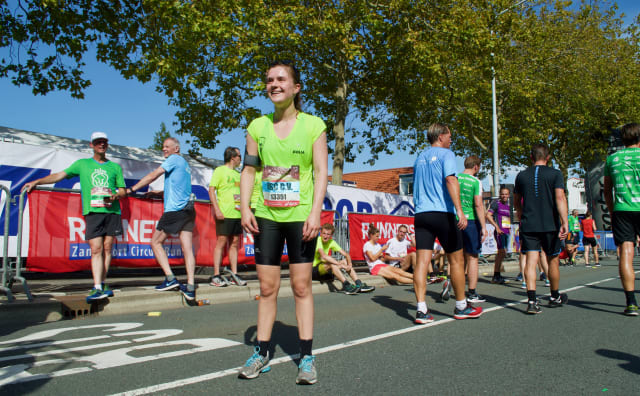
[596, 349, 640, 375]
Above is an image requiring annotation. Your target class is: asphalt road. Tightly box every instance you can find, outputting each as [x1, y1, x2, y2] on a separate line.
[1, 258, 639, 395]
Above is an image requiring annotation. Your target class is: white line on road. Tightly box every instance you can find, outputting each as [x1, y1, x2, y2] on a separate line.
[110, 274, 625, 396]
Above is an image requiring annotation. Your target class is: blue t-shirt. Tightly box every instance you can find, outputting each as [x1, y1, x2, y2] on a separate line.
[413, 146, 457, 214]
[161, 154, 192, 212]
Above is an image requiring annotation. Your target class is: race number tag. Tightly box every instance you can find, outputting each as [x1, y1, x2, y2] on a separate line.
[501, 216, 511, 229]
[234, 194, 241, 211]
[262, 165, 300, 207]
[90, 187, 112, 208]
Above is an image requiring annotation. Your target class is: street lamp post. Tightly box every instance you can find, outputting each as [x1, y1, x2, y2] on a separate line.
[491, 0, 528, 198]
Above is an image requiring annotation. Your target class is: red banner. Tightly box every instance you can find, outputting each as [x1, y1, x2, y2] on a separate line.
[347, 213, 414, 261]
[27, 190, 334, 272]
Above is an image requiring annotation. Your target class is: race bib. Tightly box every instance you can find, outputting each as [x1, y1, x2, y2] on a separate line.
[501, 216, 511, 229]
[90, 187, 112, 208]
[234, 194, 241, 211]
[262, 165, 300, 207]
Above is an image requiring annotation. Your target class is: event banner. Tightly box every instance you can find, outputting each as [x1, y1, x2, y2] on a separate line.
[27, 190, 334, 272]
[347, 213, 414, 261]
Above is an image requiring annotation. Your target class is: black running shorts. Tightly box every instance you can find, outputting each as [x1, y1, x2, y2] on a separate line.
[254, 217, 315, 265]
[612, 211, 640, 246]
[414, 211, 463, 253]
[156, 208, 195, 235]
[520, 231, 562, 256]
[215, 218, 242, 236]
[582, 236, 597, 247]
[85, 213, 123, 240]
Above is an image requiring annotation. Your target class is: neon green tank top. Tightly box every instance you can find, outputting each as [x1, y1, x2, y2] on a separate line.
[248, 112, 326, 222]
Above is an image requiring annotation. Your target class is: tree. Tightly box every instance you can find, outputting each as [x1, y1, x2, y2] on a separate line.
[2, 0, 639, 183]
[149, 122, 172, 151]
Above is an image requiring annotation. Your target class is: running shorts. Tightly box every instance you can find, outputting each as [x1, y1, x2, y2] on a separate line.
[414, 212, 462, 253]
[85, 213, 123, 240]
[254, 217, 315, 265]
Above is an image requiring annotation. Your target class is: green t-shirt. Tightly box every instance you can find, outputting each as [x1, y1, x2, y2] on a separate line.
[64, 158, 125, 215]
[568, 215, 581, 232]
[209, 165, 241, 219]
[248, 112, 326, 222]
[457, 173, 482, 220]
[604, 147, 640, 212]
[313, 236, 342, 267]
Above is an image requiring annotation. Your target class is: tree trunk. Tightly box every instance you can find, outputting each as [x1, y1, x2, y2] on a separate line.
[331, 78, 349, 185]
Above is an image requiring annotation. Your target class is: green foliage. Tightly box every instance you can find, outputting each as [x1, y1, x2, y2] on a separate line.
[2, 0, 639, 182]
[149, 122, 172, 151]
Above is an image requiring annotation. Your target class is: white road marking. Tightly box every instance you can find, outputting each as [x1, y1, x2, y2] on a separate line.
[110, 274, 626, 396]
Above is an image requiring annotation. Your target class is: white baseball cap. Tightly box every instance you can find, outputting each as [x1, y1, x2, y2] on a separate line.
[90, 131, 108, 142]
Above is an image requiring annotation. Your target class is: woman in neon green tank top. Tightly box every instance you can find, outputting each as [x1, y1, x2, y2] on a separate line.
[238, 60, 328, 384]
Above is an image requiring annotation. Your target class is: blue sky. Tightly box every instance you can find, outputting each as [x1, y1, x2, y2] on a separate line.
[1, 1, 638, 187]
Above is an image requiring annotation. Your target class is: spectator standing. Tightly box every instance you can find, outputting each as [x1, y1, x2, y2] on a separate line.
[127, 137, 197, 301]
[208, 146, 247, 287]
[458, 155, 488, 303]
[514, 143, 569, 314]
[603, 122, 640, 316]
[566, 209, 581, 265]
[486, 187, 512, 284]
[22, 132, 126, 303]
[580, 211, 600, 267]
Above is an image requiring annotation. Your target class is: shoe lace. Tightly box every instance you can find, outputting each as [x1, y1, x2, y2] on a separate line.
[244, 348, 264, 367]
[299, 355, 315, 372]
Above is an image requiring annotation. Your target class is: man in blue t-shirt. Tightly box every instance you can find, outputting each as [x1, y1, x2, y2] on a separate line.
[127, 137, 197, 302]
[412, 123, 483, 324]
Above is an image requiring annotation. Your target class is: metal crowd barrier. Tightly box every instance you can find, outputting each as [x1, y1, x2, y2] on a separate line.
[0, 186, 34, 302]
[0, 185, 12, 301]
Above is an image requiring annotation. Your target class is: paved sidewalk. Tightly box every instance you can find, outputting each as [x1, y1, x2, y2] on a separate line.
[1, 259, 525, 327]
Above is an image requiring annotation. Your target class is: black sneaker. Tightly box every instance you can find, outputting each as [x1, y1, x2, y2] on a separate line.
[466, 293, 486, 303]
[415, 310, 434, 324]
[491, 275, 508, 284]
[549, 293, 568, 307]
[526, 300, 542, 314]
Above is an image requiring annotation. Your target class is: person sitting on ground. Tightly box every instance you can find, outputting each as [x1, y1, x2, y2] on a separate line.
[313, 223, 375, 294]
[384, 224, 416, 272]
[363, 226, 414, 285]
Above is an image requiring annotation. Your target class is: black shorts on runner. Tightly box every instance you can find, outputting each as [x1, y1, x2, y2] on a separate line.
[156, 208, 195, 235]
[254, 217, 315, 265]
[215, 218, 242, 236]
[582, 236, 597, 247]
[612, 211, 640, 246]
[85, 213, 123, 240]
[520, 231, 562, 256]
[414, 212, 463, 253]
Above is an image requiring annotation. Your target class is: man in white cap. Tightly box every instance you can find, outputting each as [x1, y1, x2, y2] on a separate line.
[22, 132, 126, 303]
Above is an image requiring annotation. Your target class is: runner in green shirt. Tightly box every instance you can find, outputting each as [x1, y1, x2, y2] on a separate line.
[604, 122, 640, 315]
[238, 60, 328, 384]
[566, 209, 581, 265]
[208, 146, 246, 287]
[22, 132, 126, 303]
[458, 156, 488, 303]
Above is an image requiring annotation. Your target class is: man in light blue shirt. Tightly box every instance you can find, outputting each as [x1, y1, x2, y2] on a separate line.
[127, 137, 197, 302]
[412, 123, 483, 324]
